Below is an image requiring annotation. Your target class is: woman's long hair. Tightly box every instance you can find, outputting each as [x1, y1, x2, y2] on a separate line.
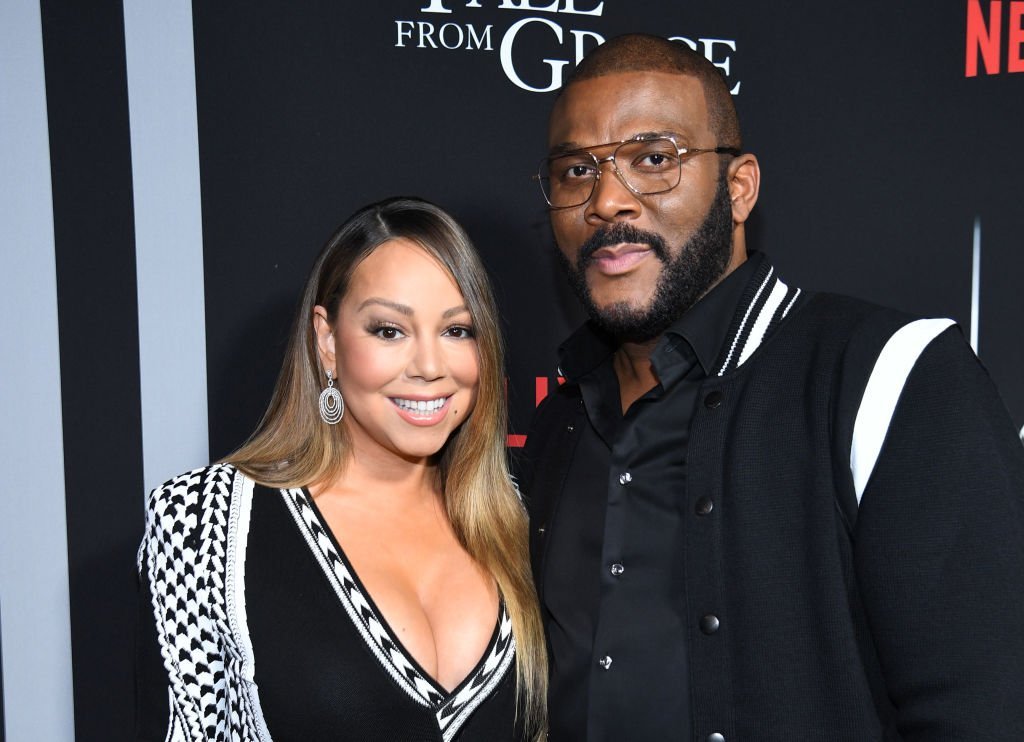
[228, 197, 546, 736]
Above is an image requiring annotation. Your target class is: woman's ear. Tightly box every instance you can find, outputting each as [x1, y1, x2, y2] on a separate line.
[312, 305, 336, 371]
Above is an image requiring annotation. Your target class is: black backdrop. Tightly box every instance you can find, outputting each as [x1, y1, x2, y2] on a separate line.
[193, 1, 1024, 459]
[16, 1, 1024, 739]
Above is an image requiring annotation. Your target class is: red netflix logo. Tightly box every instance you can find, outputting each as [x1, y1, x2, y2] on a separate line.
[966, 0, 1024, 76]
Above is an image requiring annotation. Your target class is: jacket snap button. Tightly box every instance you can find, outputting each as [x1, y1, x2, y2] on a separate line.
[700, 614, 720, 635]
[708, 734, 725, 742]
[610, 563, 625, 576]
[704, 391, 723, 409]
[598, 655, 613, 670]
[695, 497, 714, 516]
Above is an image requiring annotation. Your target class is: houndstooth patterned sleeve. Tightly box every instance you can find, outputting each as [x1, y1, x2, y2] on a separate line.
[136, 464, 269, 742]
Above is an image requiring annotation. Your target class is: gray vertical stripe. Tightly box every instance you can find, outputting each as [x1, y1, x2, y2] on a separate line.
[123, 1, 210, 492]
[971, 217, 981, 355]
[0, 2, 76, 740]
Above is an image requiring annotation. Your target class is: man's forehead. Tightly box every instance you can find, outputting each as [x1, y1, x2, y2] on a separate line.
[548, 71, 710, 147]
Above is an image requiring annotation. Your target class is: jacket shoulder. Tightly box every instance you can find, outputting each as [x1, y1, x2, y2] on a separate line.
[146, 463, 239, 518]
[141, 463, 242, 570]
[797, 292, 915, 336]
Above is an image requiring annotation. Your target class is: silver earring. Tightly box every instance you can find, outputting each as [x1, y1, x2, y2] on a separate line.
[319, 369, 344, 424]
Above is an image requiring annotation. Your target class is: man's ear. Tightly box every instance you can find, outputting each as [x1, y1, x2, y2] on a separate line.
[312, 305, 336, 371]
[728, 153, 760, 225]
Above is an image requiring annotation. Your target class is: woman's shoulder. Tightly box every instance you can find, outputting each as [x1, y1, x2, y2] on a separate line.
[142, 463, 257, 547]
[139, 463, 259, 577]
[146, 463, 246, 509]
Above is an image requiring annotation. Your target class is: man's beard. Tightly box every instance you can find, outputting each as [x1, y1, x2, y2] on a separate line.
[559, 174, 734, 343]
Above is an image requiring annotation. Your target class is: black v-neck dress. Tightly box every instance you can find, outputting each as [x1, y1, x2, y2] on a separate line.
[136, 464, 522, 742]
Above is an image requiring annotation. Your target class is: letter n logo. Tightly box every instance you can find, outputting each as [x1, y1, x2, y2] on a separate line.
[966, 0, 1002, 76]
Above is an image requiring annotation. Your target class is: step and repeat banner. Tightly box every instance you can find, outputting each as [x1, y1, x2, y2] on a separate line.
[194, 0, 1024, 456]
[3, 1, 1021, 738]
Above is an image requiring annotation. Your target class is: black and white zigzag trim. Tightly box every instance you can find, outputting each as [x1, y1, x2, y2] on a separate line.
[436, 606, 515, 742]
[281, 487, 516, 742]
[281, 487, 445, 706]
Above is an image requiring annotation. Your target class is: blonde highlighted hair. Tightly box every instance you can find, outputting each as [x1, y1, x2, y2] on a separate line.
[228, 197, 546, 736]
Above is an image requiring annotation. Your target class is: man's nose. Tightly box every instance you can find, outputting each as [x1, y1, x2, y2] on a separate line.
[586, 159, 641, 223]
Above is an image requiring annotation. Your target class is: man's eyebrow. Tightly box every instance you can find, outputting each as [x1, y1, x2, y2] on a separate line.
[549, 141, 583, 156]
[548, 131, 683, 156]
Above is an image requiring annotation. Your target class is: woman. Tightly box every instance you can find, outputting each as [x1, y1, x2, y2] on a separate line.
[136, 197, 546, 741]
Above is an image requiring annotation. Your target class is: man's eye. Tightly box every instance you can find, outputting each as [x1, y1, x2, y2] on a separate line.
[634, 152, 677, 171]
[556, 161, 596, 181]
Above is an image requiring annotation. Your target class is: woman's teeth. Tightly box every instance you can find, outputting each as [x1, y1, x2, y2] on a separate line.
[393, 397, 446, 412]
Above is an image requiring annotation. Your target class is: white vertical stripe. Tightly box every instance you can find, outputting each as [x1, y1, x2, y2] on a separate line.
[0, 2, 76, 739]
[718, 266, 774, 375]
[123, 1, 210, 492]
[227, 475, 274, 741]
[971, 217, 981, 354]
[850, 318, 956, 503]
[229, 476, 256, 683]
[738, 279, 788, 366]
[781, 287, 801, 319]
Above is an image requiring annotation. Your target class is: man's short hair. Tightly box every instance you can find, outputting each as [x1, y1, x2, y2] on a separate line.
[564, 33, 742, 150]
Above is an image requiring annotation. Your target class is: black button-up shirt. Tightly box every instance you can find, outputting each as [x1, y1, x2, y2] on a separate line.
[543, 258, 757, 742]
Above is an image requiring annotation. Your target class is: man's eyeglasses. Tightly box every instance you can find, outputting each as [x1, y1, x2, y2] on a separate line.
[534, 135, 741, 210]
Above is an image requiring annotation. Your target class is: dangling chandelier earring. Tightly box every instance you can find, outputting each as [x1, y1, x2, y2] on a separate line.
[319, 369, 344, 424]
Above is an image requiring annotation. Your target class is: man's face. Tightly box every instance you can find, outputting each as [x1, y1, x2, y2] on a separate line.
[548, 71, 738, 341]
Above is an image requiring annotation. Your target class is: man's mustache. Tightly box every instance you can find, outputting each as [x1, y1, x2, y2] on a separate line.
[578, 223, 669, 266]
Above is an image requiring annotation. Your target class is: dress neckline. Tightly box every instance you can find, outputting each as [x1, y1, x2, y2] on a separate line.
[277, 485, 516, 740]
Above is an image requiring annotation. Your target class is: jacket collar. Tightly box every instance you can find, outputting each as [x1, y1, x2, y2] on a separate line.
[711, 253, 803, 377]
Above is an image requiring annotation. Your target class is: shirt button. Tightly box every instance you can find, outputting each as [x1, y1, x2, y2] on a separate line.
[597, 655, 613, 670]
[704, 391, 723, 409]
[610, 563, 625, 577]
[700, 614, 721, 635]
[708, 734, 725, 742]
[695, 497, 714, 516]
[618, 472, 632, 485]
[566, 424, 574, 432]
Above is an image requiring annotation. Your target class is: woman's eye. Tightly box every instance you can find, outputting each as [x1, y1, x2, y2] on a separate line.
[371, 325, 404, 340]
[445, 325, 475, 339]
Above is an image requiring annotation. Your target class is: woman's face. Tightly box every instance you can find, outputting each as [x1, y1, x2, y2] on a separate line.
[315, 238, 480, 465]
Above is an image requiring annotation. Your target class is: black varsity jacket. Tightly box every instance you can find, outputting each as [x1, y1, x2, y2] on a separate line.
[520, 257, 1024, 741]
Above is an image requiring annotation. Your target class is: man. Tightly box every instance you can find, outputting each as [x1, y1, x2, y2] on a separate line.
[520, 34, 1024, 741]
